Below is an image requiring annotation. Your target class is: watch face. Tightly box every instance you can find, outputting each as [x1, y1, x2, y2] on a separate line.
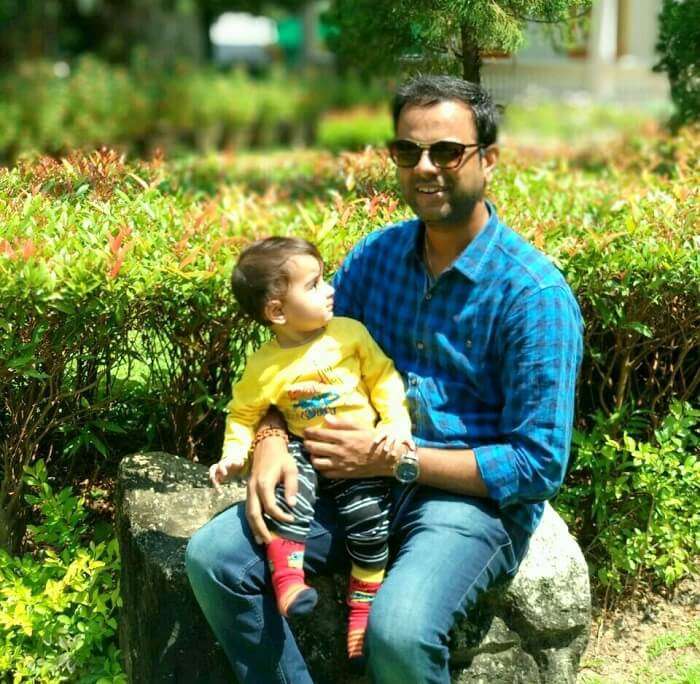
[396, 459, 419, 483]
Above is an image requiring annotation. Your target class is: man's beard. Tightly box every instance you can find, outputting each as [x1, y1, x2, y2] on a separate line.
[412, 183, 485, 229]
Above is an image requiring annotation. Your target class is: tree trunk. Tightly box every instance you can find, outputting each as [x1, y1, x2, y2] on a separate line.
[1, 440, 34, 554]
[301, 1, 319, 67]
[0, 487, 26, 555]
[460, 24, 482, 83]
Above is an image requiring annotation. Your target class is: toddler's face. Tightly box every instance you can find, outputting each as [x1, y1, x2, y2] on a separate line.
[278, 254, 334, 334]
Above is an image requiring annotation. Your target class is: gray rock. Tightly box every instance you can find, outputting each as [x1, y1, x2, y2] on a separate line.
[115, 452, 244, 683]
[117, 452, 591, 683]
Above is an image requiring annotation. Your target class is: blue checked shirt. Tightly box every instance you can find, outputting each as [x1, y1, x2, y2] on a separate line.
[332, 203, 583, 534]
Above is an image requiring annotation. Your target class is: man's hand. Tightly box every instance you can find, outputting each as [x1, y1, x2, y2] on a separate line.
[304, 415, 400, 478]
[245, 435, 298, 545]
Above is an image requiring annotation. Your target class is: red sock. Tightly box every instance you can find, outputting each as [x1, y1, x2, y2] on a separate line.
[347, 565, 385, 661]
[266, 537, 317, 617]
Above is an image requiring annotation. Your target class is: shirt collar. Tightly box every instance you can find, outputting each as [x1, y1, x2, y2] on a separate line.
[400, 201, 501, 283]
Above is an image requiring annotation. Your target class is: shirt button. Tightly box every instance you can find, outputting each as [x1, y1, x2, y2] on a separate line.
[466, 339, 472, 348]
[409, 377, 418, 386]
[416, 341, 425, 350]
[425, 293, 432, 301]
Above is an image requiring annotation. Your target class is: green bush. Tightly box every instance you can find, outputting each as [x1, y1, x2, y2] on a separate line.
[555, 401, 700, 592]
[63, 56, 154, 151]
[655, 0, 700, 128]
[0, 461, 123, 683]
[0, 61, 68, 158]
[0, 58, 380, 161]
[0, 58, 394, 157]
[315, 75, 388, 110]
[488, 130, 700, 421]
[318, 108, 393, 151]
[159, 66, 260, 150]
[501, 101, 663, 143]
[2, 56, 675, 162]
[0, 127, 698, 598]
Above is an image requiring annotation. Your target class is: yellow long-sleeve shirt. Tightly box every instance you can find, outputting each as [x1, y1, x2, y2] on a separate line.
[222, 317, 411, 466]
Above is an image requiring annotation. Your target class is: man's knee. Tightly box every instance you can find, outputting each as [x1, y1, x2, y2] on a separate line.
[185, 507, 265, 594]
[366, 595, 445, 675]
[185, 525, 216, 588]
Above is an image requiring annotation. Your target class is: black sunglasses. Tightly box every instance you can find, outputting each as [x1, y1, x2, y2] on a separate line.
[388, 139, 482, 169]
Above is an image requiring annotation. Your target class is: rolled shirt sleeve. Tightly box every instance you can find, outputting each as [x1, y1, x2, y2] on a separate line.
[474, 285, 583, 508]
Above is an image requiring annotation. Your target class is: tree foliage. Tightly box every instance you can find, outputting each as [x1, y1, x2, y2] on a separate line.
[325, 0, 592, 82]
[0, 0, 307, 65]
[654, 0, 700, 128]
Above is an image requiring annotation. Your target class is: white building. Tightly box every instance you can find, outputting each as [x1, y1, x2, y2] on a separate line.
[482, 0, 668, 104]
[210, 12, 278, 67]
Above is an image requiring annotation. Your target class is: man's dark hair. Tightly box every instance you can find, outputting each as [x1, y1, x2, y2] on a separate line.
[392, 75, 499, 147]
[231, 236, 322, 325]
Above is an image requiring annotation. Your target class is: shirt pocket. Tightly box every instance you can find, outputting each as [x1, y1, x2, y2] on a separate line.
[438, 314, 498, 406]
[417, 376, 468, 439]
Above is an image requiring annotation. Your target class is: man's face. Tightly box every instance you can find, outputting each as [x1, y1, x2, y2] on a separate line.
[395, 100, 495, 230]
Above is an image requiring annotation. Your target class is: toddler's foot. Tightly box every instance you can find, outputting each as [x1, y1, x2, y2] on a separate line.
[347, 565, 385, 662]
[267, 537, 318, 617]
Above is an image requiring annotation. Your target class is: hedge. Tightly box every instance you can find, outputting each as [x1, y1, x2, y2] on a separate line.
[0, 57, 390, 162]
[0, 127, 698, 592]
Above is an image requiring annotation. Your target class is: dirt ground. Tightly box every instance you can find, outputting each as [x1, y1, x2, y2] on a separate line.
[579, 575, 700, 683]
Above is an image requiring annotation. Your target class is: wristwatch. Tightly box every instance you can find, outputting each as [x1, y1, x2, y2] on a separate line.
[393, 441, 420, 484]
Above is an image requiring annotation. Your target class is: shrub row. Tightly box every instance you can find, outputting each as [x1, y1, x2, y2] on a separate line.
[1, 56, 670, 164]
[0, 129, 698, 594]
[0, 57, 390, 162]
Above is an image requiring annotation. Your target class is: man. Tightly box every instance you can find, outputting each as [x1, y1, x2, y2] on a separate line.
[186, 75, 583, 683]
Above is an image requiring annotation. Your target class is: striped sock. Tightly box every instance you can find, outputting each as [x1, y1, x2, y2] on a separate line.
[347, 564, 385, 662]
[266, 536, 318, 617]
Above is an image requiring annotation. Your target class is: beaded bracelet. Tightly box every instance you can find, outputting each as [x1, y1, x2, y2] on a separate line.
[251, 426, 289, 451]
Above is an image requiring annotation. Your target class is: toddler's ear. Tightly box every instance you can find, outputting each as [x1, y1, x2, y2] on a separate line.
[265, 299, 286, 325]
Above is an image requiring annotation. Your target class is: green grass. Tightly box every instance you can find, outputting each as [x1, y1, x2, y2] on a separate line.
[648, 621, 700, 659]
[580, 621, 700, 684]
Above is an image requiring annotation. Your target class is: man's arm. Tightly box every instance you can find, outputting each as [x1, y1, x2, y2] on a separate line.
[304, 417, 488, 496]
[412, 446, 488, 496]
[304, 418, 486, 494]
[306, 285, 582, 506]
[471, 285, 583, 507]
[245, 407, 298, 544]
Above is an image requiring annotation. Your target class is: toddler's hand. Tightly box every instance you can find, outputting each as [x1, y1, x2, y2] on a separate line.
[209, 458, 245, 493]
[371, 428, 414, 459]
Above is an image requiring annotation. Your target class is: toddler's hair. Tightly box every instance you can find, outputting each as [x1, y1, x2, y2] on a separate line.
[231, 236, 323, 325]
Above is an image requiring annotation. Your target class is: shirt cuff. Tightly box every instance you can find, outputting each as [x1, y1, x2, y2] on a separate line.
[473, 444, 520, 508]
[220, 443, 247, 467]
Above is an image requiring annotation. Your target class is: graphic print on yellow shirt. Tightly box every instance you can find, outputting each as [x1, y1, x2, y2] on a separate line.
[221, 317, 411, 466]
[287, 365, 344, 421]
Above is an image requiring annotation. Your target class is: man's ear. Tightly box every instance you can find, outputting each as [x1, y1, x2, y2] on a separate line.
[264, 299, 286, 325]
[481, 144, 499, 183]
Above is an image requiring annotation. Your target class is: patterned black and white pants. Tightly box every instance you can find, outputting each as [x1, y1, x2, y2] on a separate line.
[265, 440, 391, 570]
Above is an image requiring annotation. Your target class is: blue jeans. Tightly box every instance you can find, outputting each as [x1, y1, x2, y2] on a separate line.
[186, 484, 531, 684]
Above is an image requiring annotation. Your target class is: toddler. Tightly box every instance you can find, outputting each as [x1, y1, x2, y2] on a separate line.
[209, 236, 412, 662]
